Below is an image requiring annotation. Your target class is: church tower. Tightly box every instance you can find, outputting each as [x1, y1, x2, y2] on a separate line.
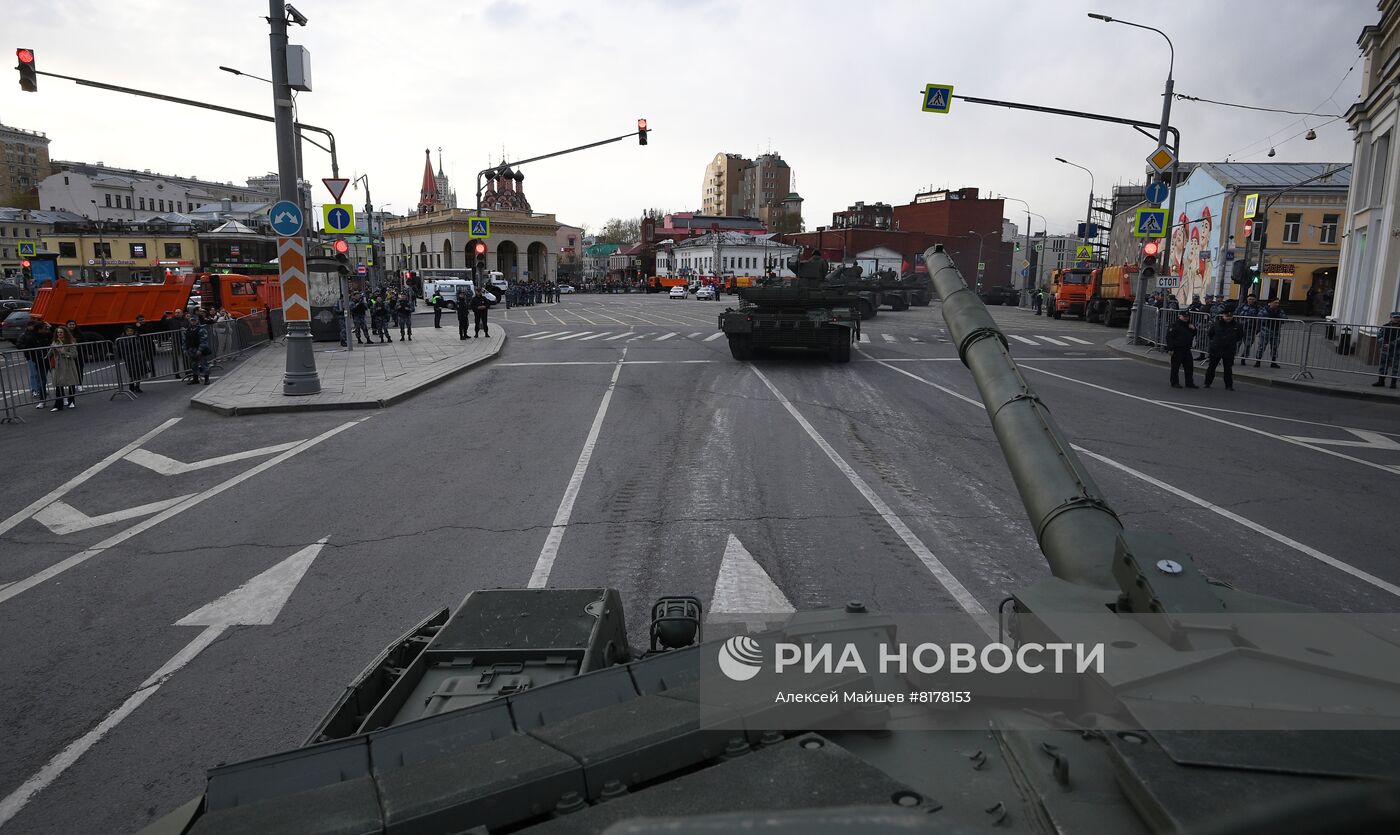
[417, 148, 440, 214]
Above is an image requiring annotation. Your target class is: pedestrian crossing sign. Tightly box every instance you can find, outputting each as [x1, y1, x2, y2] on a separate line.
[18, 240, 36, 256]
[1133, 207, 1168, 238]
[469, 216, 491, 238]
[921, 83, 954, 114]
[1075, 245, 1094, 260]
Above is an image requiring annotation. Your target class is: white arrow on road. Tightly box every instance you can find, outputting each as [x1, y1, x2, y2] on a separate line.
[123, 441, 303, 476]
[32, 495, 195, 535]
[0, 538, 328, 829]
[711, 534, 795, 616]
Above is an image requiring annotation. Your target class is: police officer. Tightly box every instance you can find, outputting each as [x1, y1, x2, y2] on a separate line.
[351, 292, 370, 344]
[456, 289, 473, 340]
[1166, 308, 1199, 389]
[1235, 293, 1264, 366]
[432, 290, 444, 328]
[1373, 311, 1400, 388]
[470, 287, 492, 337]
[1204, 308, 1245, 390]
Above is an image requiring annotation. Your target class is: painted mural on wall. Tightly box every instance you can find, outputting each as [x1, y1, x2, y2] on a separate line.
[1167, 170, 1226, 303]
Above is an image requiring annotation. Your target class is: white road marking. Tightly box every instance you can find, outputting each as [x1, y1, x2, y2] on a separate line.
[522, 331, 558, 339]
[606, 332, 633, 341]
[910, 337, 921, 343]
[881, 333, 897, 343]
[628, 333, 654, 341]
[1034, 335, 1069, 346]
[859, 334, 871, 344]
[704, 332, 725, 342]
[686, 332, 703, 339]
[0, 420, 363, 606]
[32, 496, 196, 536]
[0, 539, 328, 828]
[555, 332, 594, 341]
[1172, 403, 1400, 434]
[1281, 428, 1400, 450]
[711, 534, 795, 614]
[521, 332, 549, 338]
[655, 332, 677, 341]
[0, 418, 182, 539]
[529, 350, 627, 588]
[748, 366, 991, 631]
[547, 331, 577, 340]
[1022, 365, 1399, 477]
[868, 359, 1400, 600]
[1009, 334, 1039, 346]
[579, 332, 610, 341]
[1075, 449, 1400, 599]
[1063, 336, 1094, 345]
[122, 441, 302, 476]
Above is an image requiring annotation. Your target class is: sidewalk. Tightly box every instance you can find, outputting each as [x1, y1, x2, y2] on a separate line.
[191, 321, 505, 415]
[1107, 337, 1400, 404]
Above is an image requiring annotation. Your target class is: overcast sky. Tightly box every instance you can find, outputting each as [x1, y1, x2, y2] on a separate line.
[5, 0, 1375, 237]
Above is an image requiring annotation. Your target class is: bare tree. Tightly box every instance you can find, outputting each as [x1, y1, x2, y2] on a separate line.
[596, 217, 641, 244]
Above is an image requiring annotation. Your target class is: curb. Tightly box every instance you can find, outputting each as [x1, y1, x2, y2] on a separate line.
[1106, 340, 1400, 405]
[190, 333, 506, 416]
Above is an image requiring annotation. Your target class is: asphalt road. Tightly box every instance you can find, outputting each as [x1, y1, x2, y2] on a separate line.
[0, 292, 1396, 834]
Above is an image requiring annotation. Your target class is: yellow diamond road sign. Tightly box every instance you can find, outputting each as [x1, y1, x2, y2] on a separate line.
[1075, 245, 1094, 260]
[1147, 145, 1176, 174]
[322, 204, 356, 234]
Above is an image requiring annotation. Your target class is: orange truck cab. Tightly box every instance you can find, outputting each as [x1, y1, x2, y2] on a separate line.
[1050, 268, 1096, 319]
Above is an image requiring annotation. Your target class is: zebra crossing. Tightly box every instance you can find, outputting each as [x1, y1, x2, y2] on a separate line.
[515, 330, 1098, 347]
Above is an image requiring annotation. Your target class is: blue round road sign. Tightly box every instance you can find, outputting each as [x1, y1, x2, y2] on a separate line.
[327, 207, 351, 231]
[1145, 181, 1169, 205]
[269, 201, 304, 236]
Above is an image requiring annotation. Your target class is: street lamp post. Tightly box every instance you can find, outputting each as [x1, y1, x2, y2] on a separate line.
[88, 200, 107, 282]
[1003, 196, 1034, 293]
[1055, 158, 1096, 249]
[967, 229, 996, 291]
[1089, 12, 1175, 343]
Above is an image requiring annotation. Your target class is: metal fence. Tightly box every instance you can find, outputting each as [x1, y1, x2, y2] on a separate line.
[1130, 307, 1399, 383]
[1, 310, 276, 423]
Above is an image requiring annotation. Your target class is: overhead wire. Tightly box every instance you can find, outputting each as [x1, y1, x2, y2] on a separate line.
[1217, 57, 1359, 161]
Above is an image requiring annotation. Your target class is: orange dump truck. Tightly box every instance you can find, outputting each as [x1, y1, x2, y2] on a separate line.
[1085, 263, 1139, 326]
[30, 273, 281, 339]
[1050, 268, 1096, 319]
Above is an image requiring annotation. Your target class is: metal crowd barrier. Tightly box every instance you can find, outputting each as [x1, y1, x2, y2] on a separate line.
[1, 310, 275, 424]
[1125, 307, 1400, 383]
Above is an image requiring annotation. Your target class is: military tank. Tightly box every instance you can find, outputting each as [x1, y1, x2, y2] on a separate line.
[716, 251, 860, 362]
[140, 245, 1400, 835]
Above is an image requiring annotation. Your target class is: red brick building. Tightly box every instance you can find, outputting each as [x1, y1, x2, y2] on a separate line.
[783, 188, 1014, 286]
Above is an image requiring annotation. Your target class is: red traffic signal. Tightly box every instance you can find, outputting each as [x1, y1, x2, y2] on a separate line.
[637, 118, 648, 145]
[472, 241, 487, 256]
[16, 47, 37, 92]
[20, 259, 31, 268]
[1142, 241, 1160, 257]
[332, 238, 349, 255]
[1243, 218, 1254, 238]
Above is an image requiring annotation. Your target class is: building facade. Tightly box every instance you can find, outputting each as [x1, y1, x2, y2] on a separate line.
[1336, 0, 1400, 328]
[702, 153, 746, 215]
[0, 207, 83, 279]
[1, 124, 51, 209]
[668, 231, 799, 279]
[37, 161, 308, 224]
[556, 223, 584, 281]
[385, 208, 560, 283]
[1163, 162, 1348, 308]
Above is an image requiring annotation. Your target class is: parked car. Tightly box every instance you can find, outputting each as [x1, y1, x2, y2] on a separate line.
[669, 286, 688, 299]
[1, 299, 31, 319]
[695, 286, 716, 301]
[557, 284, 576, 294]
[3, 309, 32, 343]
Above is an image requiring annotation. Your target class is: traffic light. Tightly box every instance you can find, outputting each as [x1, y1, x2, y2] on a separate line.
[637, 118, 648, 145]
[1140, 240, 1159, 284]
[332, 238, 350, 278]
[1243, 218, 1254, 239]
[16, 48, 36, 92]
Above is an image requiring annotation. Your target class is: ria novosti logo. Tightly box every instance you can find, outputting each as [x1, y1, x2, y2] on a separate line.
[717, 635, 764, 681]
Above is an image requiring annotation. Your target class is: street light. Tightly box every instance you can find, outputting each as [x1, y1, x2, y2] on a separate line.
[967, 229, 996, 291]
[1055, 157, 1096, 247]
[1002, 196, 1034, 291]
[1088, 13, 1173, 150]
[89, 199, 108, 281]
[218, 65, 272, 84]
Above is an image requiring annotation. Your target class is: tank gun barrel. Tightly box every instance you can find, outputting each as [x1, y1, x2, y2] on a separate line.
[925, 246, 1120, 589]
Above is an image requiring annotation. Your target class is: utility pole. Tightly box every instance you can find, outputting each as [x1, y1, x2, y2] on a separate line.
[269, 0, 319, 394]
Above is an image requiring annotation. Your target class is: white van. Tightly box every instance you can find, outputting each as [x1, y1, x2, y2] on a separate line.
[485, 271, 509, 296]
[423, 279, 475, 309]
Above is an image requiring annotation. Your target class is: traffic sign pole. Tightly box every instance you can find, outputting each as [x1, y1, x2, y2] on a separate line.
[267, 0, 319, 395]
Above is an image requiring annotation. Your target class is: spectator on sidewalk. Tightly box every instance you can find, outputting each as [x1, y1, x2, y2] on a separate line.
[1374, 311, 1400, 389]
[17, 319, 52, 407]
[1204, 309, 1244, 390]
[1253, 298, 1286, 368]
[118, 325, 147, 393]
[1235, 293, 1264, 366]
[1167, 309, 1199, 389]
[48, 325, 80, 410]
